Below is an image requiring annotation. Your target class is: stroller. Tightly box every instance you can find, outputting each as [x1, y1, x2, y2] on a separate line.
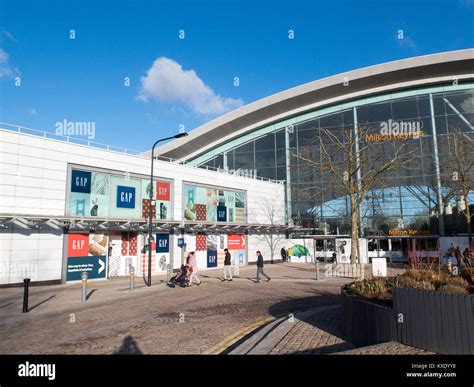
[167, 264, 191, 288]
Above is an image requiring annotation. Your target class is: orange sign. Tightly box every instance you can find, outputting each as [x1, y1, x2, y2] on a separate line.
[68, 233, 89, 257]
[156, 181, 170, 201]
[227, 234, 245, 250]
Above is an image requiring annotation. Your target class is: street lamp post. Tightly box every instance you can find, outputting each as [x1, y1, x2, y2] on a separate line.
[148, 132, 188, 287]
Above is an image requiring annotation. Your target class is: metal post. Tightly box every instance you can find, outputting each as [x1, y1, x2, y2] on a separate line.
[147, 133, 189, 287]
[129, 266, 135, 292]
[285, 126, 293, 226]
[22, 278, 30, 313]
[81, 272, 88, 303]
[315, 261, 320, 281]
[429, 93, 445, 236]
[148, 144, 156, 287]
[353, 107, 363, 236]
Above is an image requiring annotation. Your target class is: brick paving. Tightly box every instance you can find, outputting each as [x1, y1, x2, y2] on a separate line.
[335, 342, 435, 355]
[269, 307, 355, 354]
[0, 263, 350, 354]
[0, 262, 429, 355]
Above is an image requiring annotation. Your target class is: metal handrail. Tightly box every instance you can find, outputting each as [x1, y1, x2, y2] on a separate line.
[0, 122, 284, 184]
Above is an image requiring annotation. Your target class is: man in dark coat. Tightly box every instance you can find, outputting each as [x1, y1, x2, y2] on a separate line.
[256, 251, 271, 283]
[223, 248, 233, 281]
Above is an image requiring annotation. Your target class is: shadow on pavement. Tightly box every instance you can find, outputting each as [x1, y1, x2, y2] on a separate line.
[29, 295, 56, 311]
[267, 290, 356, 355]
[113, 335, 143, 354]
[0, 302, 13, 309]
[86, 289, 98, 301]
[267, 289, 341, 316]
[291, 342, 353, 355]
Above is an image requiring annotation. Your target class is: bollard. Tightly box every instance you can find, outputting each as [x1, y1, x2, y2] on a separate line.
[81, 272, 88, 303]
[315, 261, 320, 281]
[129, 266, 135, 292]
[22, 278, 30, 313]
[166, 264, 172, 283]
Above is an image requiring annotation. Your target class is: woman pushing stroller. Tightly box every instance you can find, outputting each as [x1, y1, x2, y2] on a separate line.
[167, 252, 200, 288]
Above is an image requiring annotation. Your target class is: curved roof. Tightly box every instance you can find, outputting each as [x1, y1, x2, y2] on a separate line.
[155, 49, 474, 161]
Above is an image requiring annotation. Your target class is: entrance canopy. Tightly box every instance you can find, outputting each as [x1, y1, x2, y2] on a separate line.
[0, 215, 298, 235]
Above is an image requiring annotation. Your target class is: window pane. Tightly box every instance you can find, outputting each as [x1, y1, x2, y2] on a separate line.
[275, 130, 285, 149]
[255, 134, 275, 151]
[234, 153, 254, 170]
[235, 141, 254, 154]
[392, 98, 418, 120]
[255, 150, 276, 169]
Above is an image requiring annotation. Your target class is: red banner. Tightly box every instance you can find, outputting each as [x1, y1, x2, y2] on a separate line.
[156, 181, 170, 201]
[227, 234, 245, 250]
[68, 233, 89, 257]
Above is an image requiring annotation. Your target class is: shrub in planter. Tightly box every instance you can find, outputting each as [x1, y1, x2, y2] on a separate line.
[461, 268, 474, 285]
[346, 268, 470, 301]
[438, 284, 469, 294]
[395, 275, 436, 291]
[345, 277, 395, 301]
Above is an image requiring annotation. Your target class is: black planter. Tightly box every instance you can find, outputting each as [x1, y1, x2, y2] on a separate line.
[393, 287, 474, 355]
[342, 286, 474, 354]
[341, 288, 396, 347]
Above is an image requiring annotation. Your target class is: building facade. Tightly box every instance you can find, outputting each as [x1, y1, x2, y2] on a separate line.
[0, 128, 287, 285]
[155, 50, 474, 241]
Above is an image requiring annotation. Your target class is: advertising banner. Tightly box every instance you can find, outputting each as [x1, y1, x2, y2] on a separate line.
[336, 238, 351, 263]
[227, 234, 245, 250]
[69, 170, 109, 217]
[66, 233, 108, 281]
[217, 205, 227, 222]
[156, 181, 170, 201]
[183, 184, 246, 224]
[234, 250, 246, 266]
[110, 176, 141, 218]
[68, 168, 171, 221]
[156, 234, 170, 253]
[207, 250, 217, 268]
[116, 185, 136, 208]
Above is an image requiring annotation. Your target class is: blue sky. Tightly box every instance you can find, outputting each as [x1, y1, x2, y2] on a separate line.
[0, 0, 473, 151]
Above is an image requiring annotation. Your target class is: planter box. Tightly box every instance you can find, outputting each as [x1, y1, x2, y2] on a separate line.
[393, 287, 474, 355]
[342, 286, 474, 354]
[341, 288, 396, 347]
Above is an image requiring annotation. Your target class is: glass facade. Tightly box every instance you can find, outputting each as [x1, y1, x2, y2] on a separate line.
[192, 84, 474, 236]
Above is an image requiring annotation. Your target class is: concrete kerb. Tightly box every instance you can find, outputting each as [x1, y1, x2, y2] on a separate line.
[203, 316, 277, 355]
[204, 304, 342, 355]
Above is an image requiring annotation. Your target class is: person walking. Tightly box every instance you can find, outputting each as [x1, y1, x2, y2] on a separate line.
[187, 251, 201, 286]
[223, 248, 233, 281]
[280, 247, 287, 263]
[255, 251, 271, 283]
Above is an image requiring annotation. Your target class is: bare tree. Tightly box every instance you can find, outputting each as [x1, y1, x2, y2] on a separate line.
[257, 198, 286, 263]
[294, 125, 416, 264]
[441, 128, 474, 248]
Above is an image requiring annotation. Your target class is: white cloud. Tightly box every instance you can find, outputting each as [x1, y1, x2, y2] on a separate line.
[0, 48, 13, 78]
[138, 57, 243, 115]
[3, 30, 18, 43]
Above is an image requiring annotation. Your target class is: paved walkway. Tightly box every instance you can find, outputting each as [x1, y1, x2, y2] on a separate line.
[229, 305, 434, 355]
[335, 342, 434, 355]
[0, 263, 350, 354]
